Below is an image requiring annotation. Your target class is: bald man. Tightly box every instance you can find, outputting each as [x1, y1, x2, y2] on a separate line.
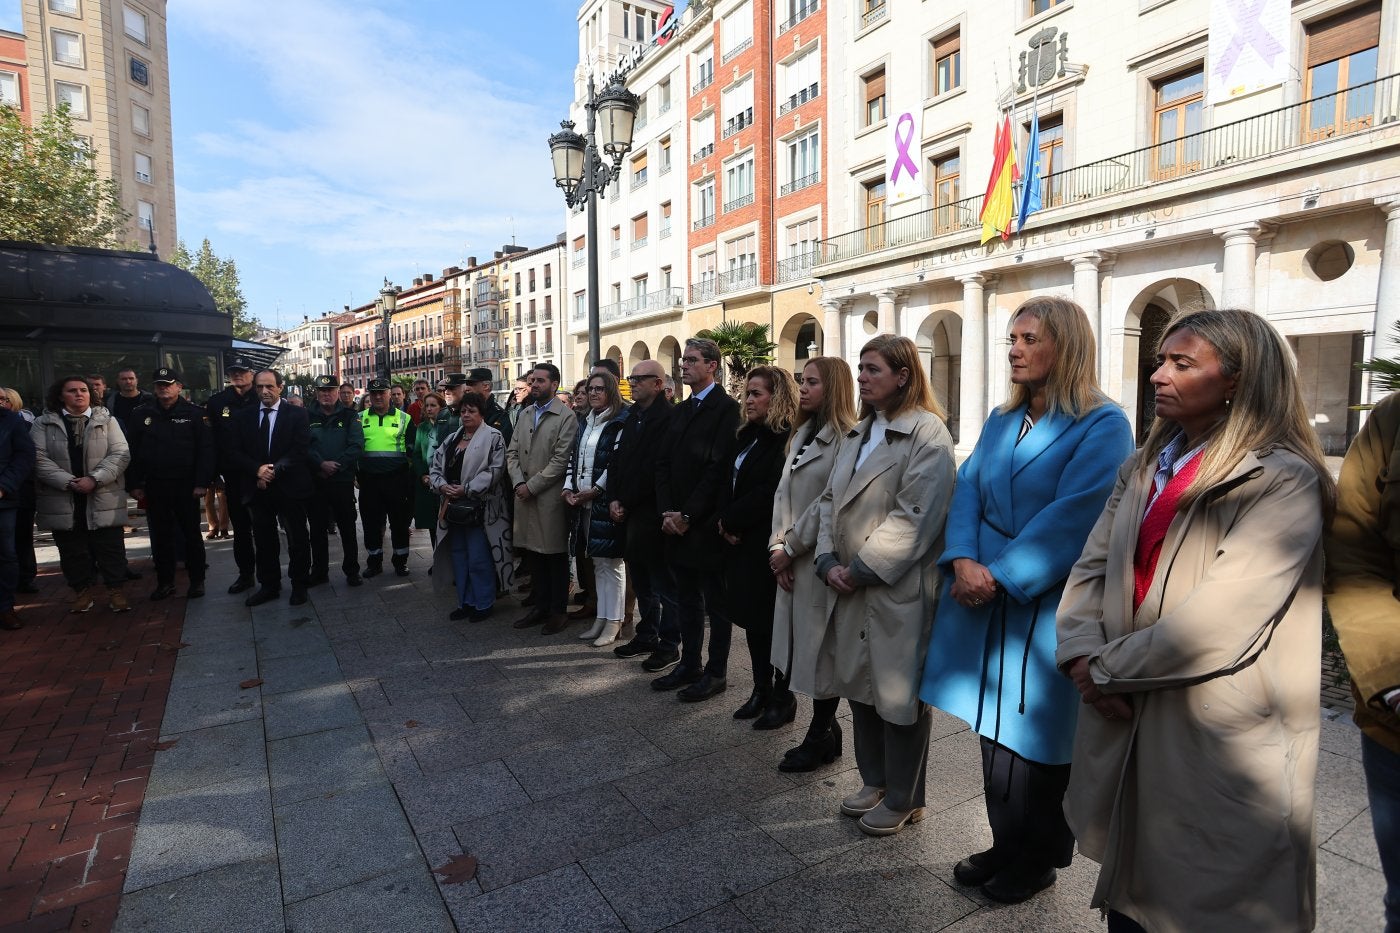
[607, 358, 681, 667]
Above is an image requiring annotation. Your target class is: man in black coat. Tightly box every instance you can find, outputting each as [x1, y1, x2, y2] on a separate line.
[207, 355, 262, 593]
[228, 369, 314, 606]
[126, 368, 216, 600]
[608, 358, 679, 667]
[0, 400, 35, 630]
[306, 374, 364, 587]
[652, 337, 740, 701]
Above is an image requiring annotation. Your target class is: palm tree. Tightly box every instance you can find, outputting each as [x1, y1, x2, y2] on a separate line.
[1358, 320, 1400, 399]
[694, 321, 778, 398]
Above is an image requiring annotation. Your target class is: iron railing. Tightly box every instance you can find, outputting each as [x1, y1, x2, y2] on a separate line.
[689, 278, 717, 303]
[861, 1, 886, 28]
[819, 73, 1400, 267]
[778, 0, 819, 35]
[692, 70, 713, 94]
[572, 255, 586, 269]
[779, 172, 819, 197]
[777, 250, 819, 283]
[632, 236, 648, 249]
[721, 37, 752, 64]
[692, 213, 716, 231]
[659, 223, 672, 239]
[692, 142, 715, 162]
[472, 348, 500, 363]
[777, 82, 819, 116]
[574, 287, 685, 323]
[722, 108, 753, 139]
[630, 171, 648, 190]
[473, 318, 501, 335]
[723, 192, 754, 212]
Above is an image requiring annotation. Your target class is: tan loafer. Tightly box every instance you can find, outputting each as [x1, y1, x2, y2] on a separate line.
[839, 785, 886, 818]
[858, 802, 925, 836]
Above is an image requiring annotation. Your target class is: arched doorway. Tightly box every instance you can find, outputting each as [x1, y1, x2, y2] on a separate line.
[777, 312, 822, 375]
[628, 341, 651, 369]
[1123, 278, 1214, 440]
[657, 336, 682, 398]
[917, 312, 962, 443]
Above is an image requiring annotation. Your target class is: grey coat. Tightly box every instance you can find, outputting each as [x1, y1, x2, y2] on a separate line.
[505, 399, 578, 554]
[32, 407, 131, 531]
[429, 424, 514, 594]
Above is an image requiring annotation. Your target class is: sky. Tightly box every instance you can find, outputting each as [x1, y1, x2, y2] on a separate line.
[2, 0, 586, 330]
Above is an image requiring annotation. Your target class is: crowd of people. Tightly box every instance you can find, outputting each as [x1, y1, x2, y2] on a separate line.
[0, 301, 1397, 932]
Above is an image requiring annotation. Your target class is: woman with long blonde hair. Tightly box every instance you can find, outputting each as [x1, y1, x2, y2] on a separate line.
[1057, 308, 1334, 932]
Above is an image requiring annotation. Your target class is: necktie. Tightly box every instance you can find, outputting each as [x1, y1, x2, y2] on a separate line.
[261, 407, 272, 458]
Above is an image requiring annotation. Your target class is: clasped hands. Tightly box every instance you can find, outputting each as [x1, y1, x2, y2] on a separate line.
[1066, 656, 1133, 722]
[769, 547, 794, 592]
[660, 510, 689, 536]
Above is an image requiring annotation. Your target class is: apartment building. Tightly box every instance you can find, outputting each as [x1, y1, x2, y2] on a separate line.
[1, 29, 31, 122]
[815, 0, 1397, 455]
[281, 311, 354, 381]
[504, 240, 568, 381]
[336, 270, 459, 390]
[20, 0, 177, 252]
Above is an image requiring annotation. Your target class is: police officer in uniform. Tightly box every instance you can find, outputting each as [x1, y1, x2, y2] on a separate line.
[126, 368, 216, 599]
[433, 372, 468, 445]
[307, 375, 364, 587]
[464, 368, 513, 447]
[207, 355, 261, 593]
[358, 378, 415, 577]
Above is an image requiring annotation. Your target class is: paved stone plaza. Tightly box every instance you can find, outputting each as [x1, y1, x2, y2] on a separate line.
[4, 529, 1386, 932]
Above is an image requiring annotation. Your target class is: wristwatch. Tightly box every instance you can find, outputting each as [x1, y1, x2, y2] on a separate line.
[681, 513, 691, 524]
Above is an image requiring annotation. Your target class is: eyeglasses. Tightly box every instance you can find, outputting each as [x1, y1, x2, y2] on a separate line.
[586, 386, 607, 393]
[681, 356, 707, 365]
[626, 375, 661, 383]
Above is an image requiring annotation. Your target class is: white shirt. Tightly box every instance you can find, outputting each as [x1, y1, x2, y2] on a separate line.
[259, 399, 282, 456]
[691, 382, 716, 403]
[854, 410, 890, 471]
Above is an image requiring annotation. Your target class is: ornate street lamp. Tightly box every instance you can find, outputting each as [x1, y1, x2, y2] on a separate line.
[547, 73, 639, 363]
[378, 278, 399, 381]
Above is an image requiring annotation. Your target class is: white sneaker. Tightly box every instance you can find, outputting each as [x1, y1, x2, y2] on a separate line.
[592, 619, 623, 647]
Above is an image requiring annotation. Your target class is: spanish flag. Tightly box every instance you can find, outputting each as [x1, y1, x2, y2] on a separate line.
[979, 114, 1019, 244]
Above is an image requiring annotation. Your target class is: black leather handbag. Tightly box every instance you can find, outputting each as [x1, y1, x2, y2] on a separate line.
[444, 498, 484, 527]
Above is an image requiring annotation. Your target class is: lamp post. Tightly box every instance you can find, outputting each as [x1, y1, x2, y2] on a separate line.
[548, 73, 640, 364]
[378, 278, 399, 381]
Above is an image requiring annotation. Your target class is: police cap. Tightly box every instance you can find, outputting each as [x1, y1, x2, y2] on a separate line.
[312, 375, 338, 390]
[441, 372, 470, 387]
[224, 355, 254, 373]
[367, 378, 391, 392]
[152, 367, 181, 384]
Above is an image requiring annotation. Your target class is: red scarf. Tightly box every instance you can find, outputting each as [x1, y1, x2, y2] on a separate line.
[1133, 451, 1203, 612]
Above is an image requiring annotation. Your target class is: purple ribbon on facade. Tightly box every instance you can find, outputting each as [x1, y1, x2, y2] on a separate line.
[1212, 0, 1284, 86]
[890, 113, 919, 185]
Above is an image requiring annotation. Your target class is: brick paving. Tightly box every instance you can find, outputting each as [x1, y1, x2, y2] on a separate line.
[0, 560, 183, 933]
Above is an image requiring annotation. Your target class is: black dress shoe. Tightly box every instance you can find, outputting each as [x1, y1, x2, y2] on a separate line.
[392, 560, 409, 577]
[289, 588, 308, 606]
[779, 720, 843, 773]
[186, 582, 205, 599]
[244, 589, 280, 607]
[346, 574, 363, 587]
[149, 583, 176, 601]
[733, 688, 769, 720]
[125, 568, 142, 581]
[651, 666, 703, 691]
[981, 862, 1057, 904]
[677, 673, 727, 702]
[954, 848, 1009, 887]
[641, 647, 681, 673]
[469, 606, 493, 623]
[363, 558, 383, 578]
[613, 637, 659, 659]
[450, 606, 472, 621]
[754, 690, 797, 730]
[16, 581, 38, 594]
[228, 575, 255, 594]
[306, 573, 330, 587]
[512, 609, 545, 629]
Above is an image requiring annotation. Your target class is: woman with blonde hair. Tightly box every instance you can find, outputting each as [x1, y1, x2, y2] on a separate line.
[768, 356, 857, 770]
[712, 364, 798, 726]
[1057, 308, 1334, 932]
[815, 334, 955, 835]
[919, 297, 1133, 902]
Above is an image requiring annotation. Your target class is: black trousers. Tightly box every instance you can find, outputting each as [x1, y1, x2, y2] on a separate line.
[250, 492, 310, 590]
[359, 468, 413, 560]
[146, 480, 207, 585]
[979, 736, 1075, 870]
[53, 525, 127, 590]
[307, 481, 358, 577]
[673, 563, 731, 678]
[14, 504, 35, 585]
[525, 549, 569, 615]
[625, 520, 679, 650]
[226, 476, 256, 577]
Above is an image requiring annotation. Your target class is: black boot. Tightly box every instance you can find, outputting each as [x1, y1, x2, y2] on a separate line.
[733, 687, 769, 720]
[364, 554, 383, 578]
[754, 685, 797, 730]
[392, 555, 409, 577]
[779, 719, 843, 772]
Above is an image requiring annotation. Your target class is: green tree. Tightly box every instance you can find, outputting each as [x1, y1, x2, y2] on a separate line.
[0, 103, 129, 247]
[694, 321, 778, 398]
[1357, 320, 1400, 400]
[170, 238, 257, 339]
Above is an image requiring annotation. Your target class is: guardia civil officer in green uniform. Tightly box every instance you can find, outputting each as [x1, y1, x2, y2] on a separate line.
[464, 368, 513, 447]
[206, 355, 261, 592]
[433, 372, 467, 445]
[126, 368, 216, 600]
[307, 374, 364, 587]
[358, 378, 416, 577]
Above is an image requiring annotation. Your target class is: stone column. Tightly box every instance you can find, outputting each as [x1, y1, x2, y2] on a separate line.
[956, 274, 987, 451]
[1214, 223, 1262, 311]
[1067, 252, 1105, 335]
[818, 297, 845, 362]
[873, 288, 901, 334]
[1372, 196, 1400, 402]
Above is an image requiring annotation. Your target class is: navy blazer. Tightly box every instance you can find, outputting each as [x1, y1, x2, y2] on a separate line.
[0, 409, 35, 510]
[655, 385, 741, 568]
[228, 400, 314, 501]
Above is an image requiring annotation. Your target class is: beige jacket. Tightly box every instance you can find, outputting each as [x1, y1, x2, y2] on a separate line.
[505, 399, 578, 554]
[814, 409, 955, 725]
[769, 420, 843, 697]
[32, 408, 131, 531]
[1056, 447, 1323, 933]
[1325, 390, 1400, 754]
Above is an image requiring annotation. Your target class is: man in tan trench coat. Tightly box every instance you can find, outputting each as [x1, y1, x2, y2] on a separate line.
[507, 363, 578, 634]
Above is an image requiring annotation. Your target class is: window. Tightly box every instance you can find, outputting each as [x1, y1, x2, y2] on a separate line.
[631, 212, 648, 247]
[137, 200, 154, 231]
[724, 234, 757, 287]
[932, 29, 961, 97]
[660, 201, 673, 238]
[931, 152, 961, 231]
[622, 2, 630, 38]
[51, 30, 83, 66]
[722, 79, 754, 138]
[721, 1, 753, 61]
[631, 151, 648, 188]
[778, 46, 819, 115]
[660, 137, 672, 173]
[691, 113, 715, 160]
[633, 275, 649, 299]
[514, 272, 522, 293]
[54, 81, 88, 118]
[862, 0, 887, 29]
[661, 266, 672, 291]
[780, 0, 818, 34]
[48, 0, 78, 15]
[724, 156, 754, 211]
[693, 53, 714, 92]
[659, 78, 672, 113]
[1303, 2, 1380, 142]
[787, 217, 819, 258]
[573, 291, 586, 319]
[1029, 0, 1065, 15]
[123, 4, 148, 44]
[863, 177, 886, 249]
[611, 283, 622, 304]
[863, 68, 886, 127]
[783, 130, 820, 195]
[528, 269, 536, 292]
[572, 235, 585, 268]
[544, 294, 553, 319]
[0, 72, 18, 108]
[1152, 68, 1203, 180]
[697, 252, 717, 290]
[1034, 114, 1065, 207]
[129, 56, 149, 86]
[134, 152, 152, 184]
[543, 263, 551, 287]
[635, 98, 648, 131]
[132, 102, 150, 136]
[695, 181, 716, 228]
[611, 225, 621, 257]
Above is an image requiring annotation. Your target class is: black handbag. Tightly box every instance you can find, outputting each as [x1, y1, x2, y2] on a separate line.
[444, 498, 485, 527]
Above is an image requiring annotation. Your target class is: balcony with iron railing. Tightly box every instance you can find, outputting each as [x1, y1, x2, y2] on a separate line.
[721, 37, 752, 64]
[611, 245, 622, 258]
[541, 341, 554, 356]
[818, 73, 1400, 269]
[777, 82, 820, 117]
[659, 222, 672, 240]
[473, 288, 503, 308]
[692, 213, 716, 231]
[659, 99, 672, 115]
[573, 287, 685, 324]
[474, 318, 501, 335]
[631, 169, 648, 190]
[572, 253, 586, 269]
[692, 69, 714, 94]
[778, 0, 819, 35]
[632, 236, 648, 250]
[689, 265, 758, 302]
[723, 192, 754, 213]
[777, 250, 819, 283]
[692, 142, 715, 163]
[722, 108, 753, 139]
[473, 347, 501, 364]
[779, 172, 819, 197]
[659, 157, 672, 176]
[861, 0, 886, 28]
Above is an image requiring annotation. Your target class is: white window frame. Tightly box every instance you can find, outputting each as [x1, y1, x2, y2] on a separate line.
[54, 81, 88, 118]
[132, 102, 150, 136]
[51, 30, 84, 66]
[785, 127, 820, 187]
[48, 0, 79, 16]
[723, 154, 755, 209]
[137, 200, 154, 230]
[0, 71, 19, 107]
[123, 4, 149, 44]
[134, 152, 152, 184]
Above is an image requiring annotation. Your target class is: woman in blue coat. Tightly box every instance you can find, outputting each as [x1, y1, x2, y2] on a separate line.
[919, 297, 1133, 904]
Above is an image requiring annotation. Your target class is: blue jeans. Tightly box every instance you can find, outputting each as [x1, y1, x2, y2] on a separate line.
[1364, 733, 1400, 933]
[449, 524, 495, 611]
[0, 508, 16, 613]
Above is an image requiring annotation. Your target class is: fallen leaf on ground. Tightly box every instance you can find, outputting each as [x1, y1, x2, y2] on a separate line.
[96, 641, 121, 651]
[432, 854, 478, 885]
[153, 740, 178, 751]
[85, 793, 109, 805]
[239, 678, 264, 689]
[405, 720, 420, 728]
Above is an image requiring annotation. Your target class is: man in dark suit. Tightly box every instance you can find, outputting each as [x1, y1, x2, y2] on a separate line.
[208, 356, 262, 592]
[228, 369, 314, 606]
[652, 338, 740, 701]
[609, 358, 679, 667]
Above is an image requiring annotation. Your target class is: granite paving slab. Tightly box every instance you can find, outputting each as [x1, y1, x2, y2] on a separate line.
[503, 725, 672, 800]
[392, 759, 531, 830]
[156, 678, 262, 736]
[613, 745, 796, 832]
[453, 863, 626, 933]
[255, 650, 347, 696]
[282, 865, 455, 933]
[262, 682, 364, 740]
[406, 717, 562, 774]
[114, 855, 283, 933]
[740, 769, 873, 866]
[266, 723, 386, 806]
[1315, 848, 1389, 933]
[124, 774, 276, 891]
[144, 718, 267, 799]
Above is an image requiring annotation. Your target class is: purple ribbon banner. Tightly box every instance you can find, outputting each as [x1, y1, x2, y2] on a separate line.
[890, 113, 919, 185]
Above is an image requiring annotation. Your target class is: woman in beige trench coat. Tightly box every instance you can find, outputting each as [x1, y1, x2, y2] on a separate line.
[767, 356, 857, 772]
[1056, 309, 1335, 933]
[814, 335, 955, 837]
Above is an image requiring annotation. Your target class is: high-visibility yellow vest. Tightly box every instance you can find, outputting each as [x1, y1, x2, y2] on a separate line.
[360, 408, 410, 463]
